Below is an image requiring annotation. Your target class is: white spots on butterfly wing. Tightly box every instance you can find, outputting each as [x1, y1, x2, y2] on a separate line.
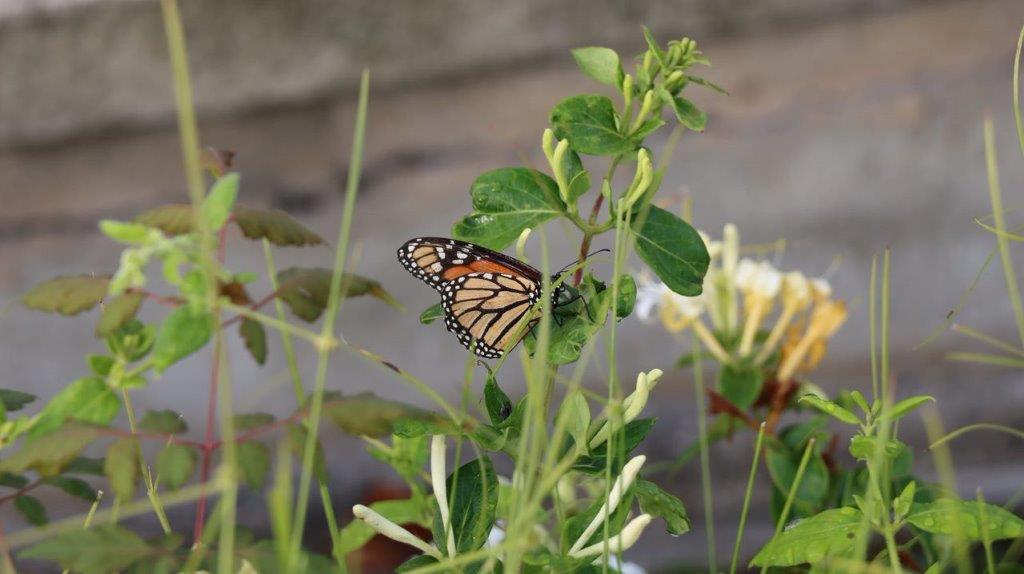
[431, 262, 443, 273]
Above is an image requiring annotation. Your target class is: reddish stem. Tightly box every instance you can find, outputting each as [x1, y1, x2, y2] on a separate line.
[0, 480, 42, 506]
[572, 194, 606, 286]
[129, 289, 184, 308]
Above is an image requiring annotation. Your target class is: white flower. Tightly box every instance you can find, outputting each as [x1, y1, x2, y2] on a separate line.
[569, 456, 647, 555]
[810, 277, 832, 299]
[736, 259, 782, 300]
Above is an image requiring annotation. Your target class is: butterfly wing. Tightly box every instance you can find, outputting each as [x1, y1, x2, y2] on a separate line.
[397, 237, 543, 293]
[441, 271, 541, 358]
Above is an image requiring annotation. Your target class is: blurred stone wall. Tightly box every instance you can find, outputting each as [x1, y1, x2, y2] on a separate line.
[3, 0, 1024, 569]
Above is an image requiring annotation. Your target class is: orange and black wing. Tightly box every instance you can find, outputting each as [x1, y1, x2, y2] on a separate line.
[441, 272, 541, 358]
[397, 237, 542, 293]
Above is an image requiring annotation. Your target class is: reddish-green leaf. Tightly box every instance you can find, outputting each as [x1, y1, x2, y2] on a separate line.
[22, 275, 111, 316]
[95, 292, 144, 337]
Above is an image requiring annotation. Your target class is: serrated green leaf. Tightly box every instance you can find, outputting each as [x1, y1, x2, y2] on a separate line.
[452, 168, 564, 250]
[433, 456, 498, 555]
[634, 479, 690, 535]
[135, 203, 324, 247]
[151, 306, 213, 374]
[104, 438, 138, 502]
[0, 389, 36, 412]
[95, 292, 144, 337]
[42, 476, 98, 502]
[234, 412, 275, 431]
[631, 205, 709, 296]
[798, 395, 861, 425]
[276, 267, 401, 322]
[139, 409, 187, 434]
[750, 507, 863, 567]
[0, 426, 99, 476]
[202, 173, 239, 231]
[21, 525, 156, 574]
[155, 443, 197, 490]
[550, 95, 635, 156]
[239, 317, 268, 365]
[323, 392, 444, 438]
[907, 500, 1024, 540]
[22, 275, 111, 316]
[719, 362, 764, 409]
[15, 495, 47, 525]
[571, 47, 623, 87]
[29, 377, 121, 439]
[237, 441, 270, 490]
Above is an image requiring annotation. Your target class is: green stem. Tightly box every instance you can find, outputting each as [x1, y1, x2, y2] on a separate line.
[978, 489, 997, 574]
[692, 337, 717, 574]
[761, 438, 816, 574]
[730, 422, 766, 574]
[984, 117, 1024, 347]
[120, 388, 172, 534]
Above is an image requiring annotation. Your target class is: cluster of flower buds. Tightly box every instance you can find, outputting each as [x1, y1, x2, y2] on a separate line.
[566, 455, 652, 562]
[590, 369, 663, 449]
[637, 224, 847, 380]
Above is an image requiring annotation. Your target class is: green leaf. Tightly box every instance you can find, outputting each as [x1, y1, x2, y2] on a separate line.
[202, 173, 239, 231]
[906, 500, 1024, 540]
[22, 275, 111, 316]
[631, 205, 709, 296]
[420, 303, 444, 325]
[286, 424, 328, 481]
[615, 274, 637, 318]
[687, 75, 729, 95]
[15, 495, 47, 525]
[484, 375, 513, 426]
[634, 479, 690, 535]
[21, 525, 157, 574]
[30, 377, 121, 439]
[546, 316, 599, 366]
[559, 390, 591, 454]
[799, 395, 861, 425]
[750, 507, 863, 567]
[337, 498, 429, 555]
[42, 476, 98, 502]
[323, 392, 446, 438]
[0, 389, 36, 412]
[233, 412, 275, 431]
[396, 555, 439, 573]
[234, 206, 324, 247]
[99, 220, 152, 245]
[893, 481, 916, 520]
[151, 306, 213, 374]
[95, 292, 145, 337]
[564, 151, 592, 204]
[433, 456, 498, 555]
[155, 443, 198, 490]
[276, 267, 401, 322]
[239, 317, 268, 365]
[719, 362, 764, 409]
[563, 487, 635, 549]
[63, 457, 105, 476]
[0, 473, 28, 488]
[885, 395, 935, 421]
[657, 87, 707, 132]
[0, 426, 100, 477]
[452, 168, 564, 250]
[104, 438, 138, 502]
[571, 47, 623, 87]
[765, 444, 830, 516]
[136, 203, 325, 247]
[550, 95, 635, 156]
[139, 409, 187, 434]
[574, 418, 656, 473]
[236, 441, 271, 490]
[848, 435, 902, 461]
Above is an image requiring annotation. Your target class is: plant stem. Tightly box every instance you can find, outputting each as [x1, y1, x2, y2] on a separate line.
[761, 438, 816, 574]
[984, 117, 1024, 347]
[692, 336, 717, 574]
[192, 336, 220, 545]
[573, 155, 623, 285]
[120, 388, 172, 535]
[730, 422, 766, 574]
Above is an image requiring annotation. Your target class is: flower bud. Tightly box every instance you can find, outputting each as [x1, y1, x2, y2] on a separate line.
[353, 504, 442, 558]
[571, 514, 653, 559]
[569, 456, 647, 554]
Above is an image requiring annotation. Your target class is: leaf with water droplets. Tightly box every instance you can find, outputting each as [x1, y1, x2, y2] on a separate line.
[750, 507, 863, 567]
[907, 500, 1024, 540]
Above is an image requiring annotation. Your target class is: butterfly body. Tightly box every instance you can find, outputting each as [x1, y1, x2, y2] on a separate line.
[398, 237, 568, 358]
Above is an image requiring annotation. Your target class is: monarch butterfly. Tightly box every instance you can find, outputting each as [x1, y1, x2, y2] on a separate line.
[398, 237, 580, 358]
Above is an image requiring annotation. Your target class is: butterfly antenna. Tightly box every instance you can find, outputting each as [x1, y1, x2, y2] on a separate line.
[555, 248, 613, 278]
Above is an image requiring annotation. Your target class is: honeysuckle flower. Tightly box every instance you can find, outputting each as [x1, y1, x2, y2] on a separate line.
[352, 504, 443, 559]
[569, 455, 646, 555]
[777, 298, 848, 381]
[570, 514, 653, 560]
[590, 370, 663, 449]
[431, 435, 457, 557]
[754, 271, 813, 365]
[736, 259, 782, 356]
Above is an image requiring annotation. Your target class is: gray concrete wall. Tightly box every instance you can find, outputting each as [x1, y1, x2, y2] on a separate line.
[3, 0, 1024, 569]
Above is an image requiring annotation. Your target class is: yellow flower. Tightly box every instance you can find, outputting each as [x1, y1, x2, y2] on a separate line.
[777, 299, 848, 381]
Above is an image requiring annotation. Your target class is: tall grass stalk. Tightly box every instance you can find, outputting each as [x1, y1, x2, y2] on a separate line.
[729, 422, 766, 574]
[692, 337, 717, 573]
[760, 438, 816, 574]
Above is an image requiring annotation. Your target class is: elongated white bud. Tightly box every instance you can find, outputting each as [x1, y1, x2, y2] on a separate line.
[571, 514, 653, 559]
[568, 456, 646, 554]
[353, 504, 442, 559]
[431, 435, 457, 557]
